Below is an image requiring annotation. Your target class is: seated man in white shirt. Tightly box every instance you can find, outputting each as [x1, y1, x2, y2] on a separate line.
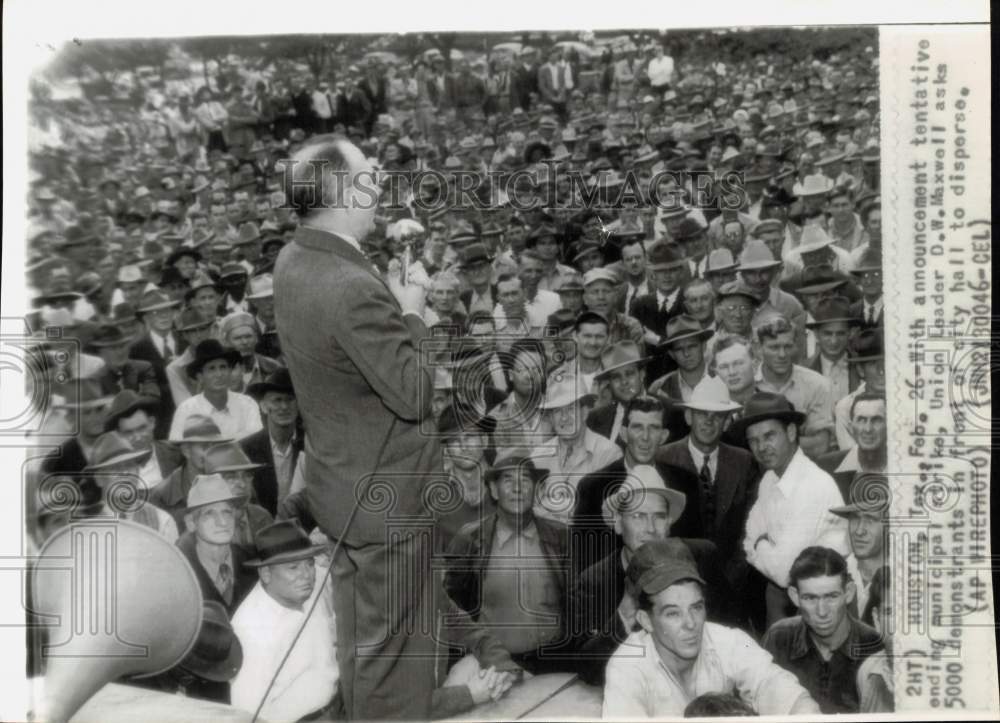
[602, 539, 819, 718]
[169, 339, 263, 442]
[231, 520, 338, 723]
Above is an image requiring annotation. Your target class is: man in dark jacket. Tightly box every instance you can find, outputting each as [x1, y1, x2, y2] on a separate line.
[241, 368, 303, 516]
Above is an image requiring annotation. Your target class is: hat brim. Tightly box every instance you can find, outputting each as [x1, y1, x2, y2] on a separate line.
[169, 434, 234, 444]
[794, 279, 846, 296]
[658, 327, 714, 349]
[539, 391, 597, 411]
[675, 399, 743, 413]
[209, 462, 265, 473]
[136, 299, 182, 314]
[84, 447, 153, 472]
[806, 315, 861, 329]
[595, 355, 651, 380]
[246, 381, 295, 399]
[186, 348, 242, 378]
[243, 543, 328, 568]
[603, 486, 687, 529]
[184, 493, 248, 515]
[737, 260, 783, 271]
[848, 353, 884, 364]
[180, 635, 243, 683]
[104, 397, 161, 432]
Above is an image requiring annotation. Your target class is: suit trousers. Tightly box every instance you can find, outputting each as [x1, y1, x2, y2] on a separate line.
[331, 529, 436, 720]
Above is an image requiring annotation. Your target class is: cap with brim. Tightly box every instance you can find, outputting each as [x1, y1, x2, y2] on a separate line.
[179, 601, 243, 682]
[103, 390, 161, 432]
[582, 268, 619, 286]
[484, 447, 547, 484]
[729, 391, 806, 440]
[658, 315, 714, 349]
[168, 415, 234, 444]
[595, 341, 650, 380]
[717, 281, 763, 306]
[83, 432, 153, 472]
[243, 520, 328, 568]
[626, 539, 704, 596]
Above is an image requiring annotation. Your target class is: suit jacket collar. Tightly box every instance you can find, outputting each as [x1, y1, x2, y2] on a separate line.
[675, 437, 741, 525]
[294, 225, 400, 307]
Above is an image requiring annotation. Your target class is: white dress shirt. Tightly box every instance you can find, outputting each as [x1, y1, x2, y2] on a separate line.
[530, 429, 623, 523]
[231, 571, 338, 723]
[743, 448, 849, 587]
[646, 56, 675, 87]
[169, 391, 264, 441]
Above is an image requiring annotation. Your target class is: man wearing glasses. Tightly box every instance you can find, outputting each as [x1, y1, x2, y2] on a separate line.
[762, 546, 882, 713]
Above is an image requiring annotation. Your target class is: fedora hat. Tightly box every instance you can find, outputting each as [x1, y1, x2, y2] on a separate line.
[627, 539, 705, 596]
[246, 274, 274, 300]
[234, 223, 262, 247]
[179, 601, 243, 682]
[554, 273, 585, 295]
[672, 217, 706, 243]
[791, 264, 847, 296]
[572, 241, 604, 264]
[736, 239, 782, 271]
[544, 308, 578, 336]
[169, 414, 232, 445]
[660, 315, 714, 349]
[806, 296, 859, 328]
[184, 272, 223, 301]
[117, 265, 145, 284]
[176, 307, 216, 333]
[184, 473, 247, 513]
[796, 225, 835, 255]
[87, 324, 134, 349]
[539, 377, 597, 411]
[219, 262, 249, 280]
[484, 447, 547, 485]
[458, 242, 492, 268]
[717, 280, 762, 306]
[186, 339, 241, 377]
[83, 431, 152, 472]
[730, 391, 806, 440]
[165, 247, 202, 268]
[796, 173, 835, 197]
[647, 241, 687, 271]
[595, 341, 650, 380]
[247, 367, 295, 399]
[703, 248, 738, 275]
[850, 247, 883, 274]
[603, 465, 687, 529]
[135, 288, 180, 314]
[244, 520, 328, 568]
[103, 389, 160, 432]
[676, 375, 742, 413]
[848, 328, 884, 363]
[205, 442, 264, 474]
[51, 379, 114, 411]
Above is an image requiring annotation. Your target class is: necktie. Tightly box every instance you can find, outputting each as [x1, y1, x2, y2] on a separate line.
[161, 337, 174, 364]
[867, 305, 875, 325]
[699, 456, 715, 532]
[218, 561, 233, 605]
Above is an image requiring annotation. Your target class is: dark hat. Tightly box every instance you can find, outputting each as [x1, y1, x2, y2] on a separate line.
[436, 403, 496, 439]
[659, 314, 714, 348]
[178, 600, 244, 682]
[626, 539, 705, 596]
[848, 328, 884, 363]
[246, 367, 295, 399]
[244, 520, 328, 568]
[83, 431, 152, 472]
[646, 240, 687, 270]
[672, 217, 707, 243]
[110, 302, 138, 325]
[103, 390, 160, 432]
[730, 391, 806, 440]
[805, 296, 859, 328]
[176, 307, 216, 333]
[458, 242, 492, 268]
[165, 246, 202, 268]
[186, 339, 241, 378]
[204, 442, 265, 474]
[168, 414, 232, 444]
[88, 323, 135, 349]
[544, 308, 578, 335]
[135, 289, 181, 314]
[448, 222, 478, 246]
[717, 280, 762, 306]
[525, 223, 558, 248]
[791, 264, 847, 296]
[594, 341, 650, 380]
[850, 247, 883, 274]
[219, 262, 249, 279]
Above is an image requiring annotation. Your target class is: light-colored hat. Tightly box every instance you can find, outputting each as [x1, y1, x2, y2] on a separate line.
[736, 239, 782, 271]
[246, 274, 274, 300]
[582, 267, 620, 286]
[219, 312, 256, 338]
[795, 225, 835, 255]
[387, 218, 425, 241]
[116, 265, 144, 284]
[539, 377, 596, 411]
[184, 473, 247, 513]
[676, 376, 742, 413]
[595, 341, 650, 380]
[796, 173, 835, 197]
[603, 465, 687, 528]
[704, 248, 738, 275]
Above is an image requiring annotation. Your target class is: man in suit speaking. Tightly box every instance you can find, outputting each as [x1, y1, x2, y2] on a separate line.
[274, 136, 439, 719]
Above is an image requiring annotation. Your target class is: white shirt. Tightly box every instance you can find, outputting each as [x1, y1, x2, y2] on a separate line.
[231, 571, 338, 723]
[687, 439, 719, 481]
[646, 56, 675, 87]
[530, 430, 623, 523]
[169, 391, 264, 441]
[743, 448, 849, 587]
[493, 289, 561, 333]
[819, 353, 851, 410]
[149, 330, 177, 359]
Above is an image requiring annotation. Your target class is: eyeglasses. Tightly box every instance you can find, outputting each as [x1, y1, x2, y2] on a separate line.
[857, 270, 882, 279]
[720, 303, 755, 315]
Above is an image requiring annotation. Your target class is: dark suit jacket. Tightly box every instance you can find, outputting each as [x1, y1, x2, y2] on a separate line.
[656, 439, 760, 595]
[646, 370, 695, 443]
[511, 64, 538, 109]
[805, 351, 862, 395]
[816, 448, 859, 502]
[240, 428, 303, 516]
[95, 359, 161, 399]
[585, 403, 625, 450]
[780, 270, 862, 302]
[176, 532, 257, 617]
[849, 299, 884, 329]
[129, 331, 186, 439]
[39, 437, 89, 478]
[632, 291, 684, 381]
[274, 226, 442, 545]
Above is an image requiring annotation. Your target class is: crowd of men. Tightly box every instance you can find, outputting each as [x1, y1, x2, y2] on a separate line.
[25, 28, 893, 720]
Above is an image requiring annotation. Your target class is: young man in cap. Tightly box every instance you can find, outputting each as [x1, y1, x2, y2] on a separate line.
[582, 268, 644, 347]
[240, 369, 302, 517]
[530, 377, 622, 524]
[602, 539, 819, 717]
[819, 393, 887, 502]
[587, 341, 650, 446]
[445, 447, 575, 674]
[762, 546, 882, 713]
[736, 239, 808, 360]
[657, 376, 756, 589]
[90, 324, 160, 400]
[829, 480, 888, 620]
[219, 311, 282, 393]
[166, 308, 219, 406]
[739, 391, 849, 626]
[168, 339, 263, 442]
[754, 315, 835, 458]
[178, 473, 258, 616]
[231, 521, 338, 722]
[647, 315, 715, 439]
[105, 389, 182, 489]
[833, 329, 886, 451]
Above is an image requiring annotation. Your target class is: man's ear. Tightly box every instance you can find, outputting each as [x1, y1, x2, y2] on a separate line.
[184, 512, 196, 534]
[683, 409, 693, 428]
[844, 579, 857, 607]
[788, 585, 800, 609]
[636, 608, 653, 634]
[258, 566, 271, 585]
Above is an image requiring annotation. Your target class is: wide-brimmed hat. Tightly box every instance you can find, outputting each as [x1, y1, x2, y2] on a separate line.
[51, 379, 115, 410]
[219, 262, 249, 280]
[539, 377, 597, 410]
[850, 247, 882, 274]
[176, 308, 217, 333]
[165, 247, 202, 268]
[806, 296, 860, 328]
[595, 341, 650, 380]
[247, 367, 295, 399]
[234, 222, 262, 246]
[797, 173, 835, 197]
[848, 328, 884, 363]
[169, 414, 233, 444]
[626, 539, 705, 596]
[244, 520, 328, 568]
[647, 241, 687, 271]
[791, 264, 846, 296]
[796, 225, 835, 255]
[672, 217, 707, 243]
[204, 442, 264, 474]
[676, 375, 742, 413]
[659, 315, 714, 349]
[184, 473, 247, 513]
[83, 431, 152, 471]
[135, 289, 181, 314]
[179, 600, 244, 682]
[737, 239, 782, 271]
[103, 390, 160, 432]
[730, 391, 806, 439]
[603, 465, 687, 529]
[88, 323, 135, 349]
[703, 248, 738, 275]
[717, 280, 763, 306]
[186, 339, 241, 377]
[484, 447, 547, 484]
[246, 274, 274, 300]
[458, 242, 492, 268]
